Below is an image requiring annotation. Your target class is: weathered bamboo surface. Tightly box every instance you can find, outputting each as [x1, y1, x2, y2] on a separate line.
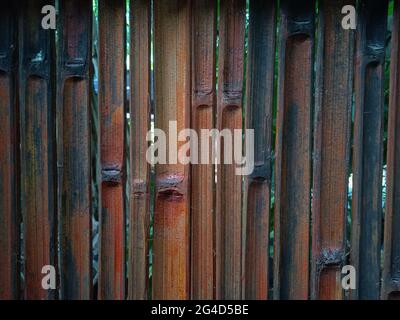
[153, 0, 191, 300]
[216, 0, 246, 300]
[57, 0, 92, 300]
[191, 0, 217, 300]
[0, 2, 20, 300]
[128, 0, 151, 300]
[274, 0, 314, 300]
[98, 0, 126, 300]
[351, 0, 388, 300]
[19, 0, 57, 300]
[311, 0, 355, 300]
[244, 0, 275, 300]
[382, 0, 400, 301]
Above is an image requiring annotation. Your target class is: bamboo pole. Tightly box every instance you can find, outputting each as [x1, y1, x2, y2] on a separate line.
[19, 0, 57, 300]
[216, 0, 246, 300]
[351, 0, 388, 300]
[191, 0, 217, 300]
[57, 0, 92, 300]
[244, 0, 276, 300]
[382, 0, 400, 301]
[98, 0, 126, 300]
[153, 0, 191, 300]
[311, 0, 355, 300]
[128, 0, 151, 300]
[0, 2, 20, 300]
[274, 0, 314, 300]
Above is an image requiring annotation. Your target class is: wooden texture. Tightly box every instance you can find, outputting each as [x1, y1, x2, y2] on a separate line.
[57, 0, 92, 300]
[191, 0, 217, 300]
[382, 0, 400, 301]
[0, 2, 20, 300]
[244, 0, 275, 300]
[274, 0, 314, 300]
[216, 0, 246, 300]
[98, 0, 126, 300]
[351, 0, 388, 300]
[311, 0, 355, 300]
[19, 0, 57, 300]
[153, 0, 191, 300]
[128, 0, 151, 300]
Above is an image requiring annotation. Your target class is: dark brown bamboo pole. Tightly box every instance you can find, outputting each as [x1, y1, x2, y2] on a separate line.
[128, 0, 151, 300]
[98, 0, 126, 300]
[351, 0, 388, 300]
[191, 0, 217, 300]
[382, 0, 400, 301]
[311, 0, 355, 300]
[0, 2, 20, 300]
[216, 0, 246, 300]
[57, 0, 92, 300]
[19, 0, 57, 300]
[153, 0, 191, 300]
[244, 0, 276, 300]
[274, 0, 314, 300]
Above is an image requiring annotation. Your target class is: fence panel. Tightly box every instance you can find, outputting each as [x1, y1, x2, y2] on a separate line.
[311, 0, 355, 300]
[244, 0, 276, 300]
[0, 2, 20, 300]
[351, 0, 388, 300]
[98, 0, 126, 300]
[382, 0, 400, 301]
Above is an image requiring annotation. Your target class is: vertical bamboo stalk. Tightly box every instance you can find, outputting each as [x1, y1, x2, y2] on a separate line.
[191, 0, 217, 300]
[98, 0, 126, 300]
[244, 0, 275, 300]
[311, 0, 355, 300]
[128, 0, 150, 300]
[0, 2, 20, 300]
[274, 0, 314, 300]
[153, 0, 191, 300]
[216, 0, 246, 300]
[19, 0, 57, 300]
[382, 0, 400, 301]
[351, 0, 387, 300]
[57, 0, 92, 300]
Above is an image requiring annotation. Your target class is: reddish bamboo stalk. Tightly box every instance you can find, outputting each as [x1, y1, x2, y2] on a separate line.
[19, 0, 57, 300]
[128, 0, 151, 300]
[57, 0, 92, 300]
[244, 0, 276, 300]
[351, 0, 387, 300]
[191, 0, 217, 300]
[0, 2, 20, 300]
[382, 0, 400, 301]
[216, 0, 246, 300]
[153, 0, 191, 300]
[98, 0, 126, 300]
[311, 0, 355, 300]
[274, 0, 314, 300]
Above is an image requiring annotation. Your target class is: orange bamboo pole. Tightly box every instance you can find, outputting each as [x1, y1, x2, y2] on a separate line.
[128, 0, 151, 300]
[0, 2, 20, 300]
[19, 0, 57, 300]
[191, 0, 217, 300]
[216, 0, 246, 300]
[57, 0, 92, 299]
[98, 0, 126, 300]
[153, 0, 191, 300]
